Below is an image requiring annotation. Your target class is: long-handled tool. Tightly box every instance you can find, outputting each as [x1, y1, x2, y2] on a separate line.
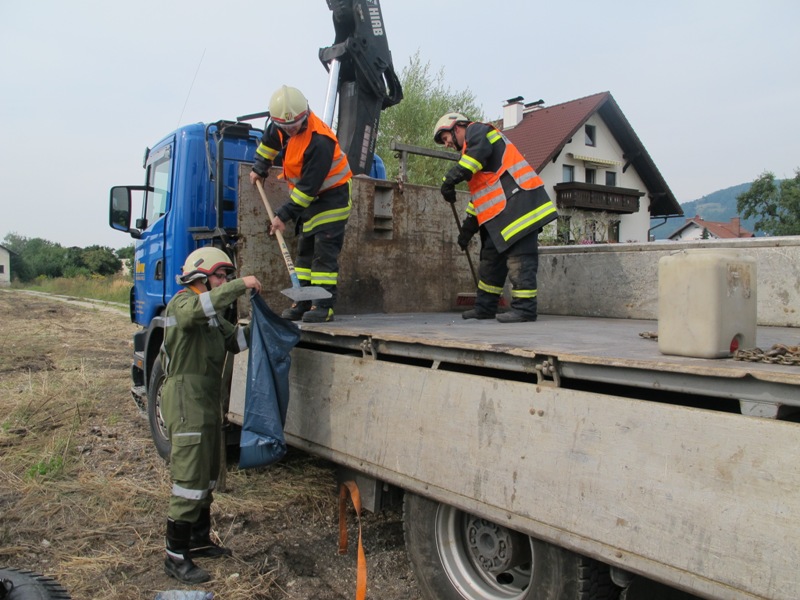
[450, 203, 479, 288]
[256, 179, 332, 303]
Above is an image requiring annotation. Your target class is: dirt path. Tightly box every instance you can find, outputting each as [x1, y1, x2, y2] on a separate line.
[0, 289, 421, 600]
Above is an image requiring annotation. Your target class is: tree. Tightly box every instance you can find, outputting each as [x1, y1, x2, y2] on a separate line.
[81, 245, 122, 276]
[737, 169, 800, 236]
[375, 51, 484, 186]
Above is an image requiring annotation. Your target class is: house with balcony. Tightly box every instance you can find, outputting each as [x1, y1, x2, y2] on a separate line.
[499, 92, 682, 243]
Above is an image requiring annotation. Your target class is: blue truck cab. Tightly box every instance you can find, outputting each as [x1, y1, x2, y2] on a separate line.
[109, 117, 386, 449]
[109, 119, 261, 412]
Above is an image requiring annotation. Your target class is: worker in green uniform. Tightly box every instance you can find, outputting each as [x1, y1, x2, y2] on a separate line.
[160, 246, 262, 584]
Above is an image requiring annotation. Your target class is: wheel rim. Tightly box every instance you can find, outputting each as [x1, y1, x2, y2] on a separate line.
[434, 503, 533, 599]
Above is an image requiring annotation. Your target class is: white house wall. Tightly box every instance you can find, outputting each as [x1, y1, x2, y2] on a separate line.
[537, 114, 652, 243]
[0, 247, 10, 286]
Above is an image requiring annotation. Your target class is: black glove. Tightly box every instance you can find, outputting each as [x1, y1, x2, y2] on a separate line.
[440, 178, 457, 203]
[457, 230, 473, 251]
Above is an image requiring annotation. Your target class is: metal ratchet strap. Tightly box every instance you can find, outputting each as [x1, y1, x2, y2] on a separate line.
[338, 480, 367, 600]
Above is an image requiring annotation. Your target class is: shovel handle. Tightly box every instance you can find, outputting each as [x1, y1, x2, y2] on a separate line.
[450, 203, 479, 288]
[255, 179, 302, 289]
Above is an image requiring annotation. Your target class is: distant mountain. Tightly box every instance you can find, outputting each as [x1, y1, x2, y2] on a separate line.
[650, 182, 760, 239]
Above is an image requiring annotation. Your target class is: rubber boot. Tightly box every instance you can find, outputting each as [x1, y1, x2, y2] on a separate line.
[462, 308, 495, 320]
[281, 300, 311, 321]
[302, 305, 335, 323]
[190, 507, 232, 559]
[165, 518, 210, 584]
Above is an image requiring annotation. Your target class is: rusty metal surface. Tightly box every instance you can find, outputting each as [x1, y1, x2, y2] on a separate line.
[236, 166, 475, 316]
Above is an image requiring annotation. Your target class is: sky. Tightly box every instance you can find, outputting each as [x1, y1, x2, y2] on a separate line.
[1, 0, 798, 250]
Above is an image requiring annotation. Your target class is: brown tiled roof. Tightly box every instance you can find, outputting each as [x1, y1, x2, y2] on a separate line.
[501, 92, 682, 217]
[669, 216, 754, 239]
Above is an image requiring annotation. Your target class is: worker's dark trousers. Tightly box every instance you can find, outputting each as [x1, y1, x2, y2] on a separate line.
[475, 229, 539, 318]
[163, 374, 222, 524]
[295, 221, 347, 308]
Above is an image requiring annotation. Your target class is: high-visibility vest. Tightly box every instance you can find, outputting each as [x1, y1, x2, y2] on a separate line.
[282, 112, 352, 196]
[464, 127, 545, 226]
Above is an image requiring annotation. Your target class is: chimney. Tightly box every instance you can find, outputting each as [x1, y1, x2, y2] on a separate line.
[503, 96, 524, 129]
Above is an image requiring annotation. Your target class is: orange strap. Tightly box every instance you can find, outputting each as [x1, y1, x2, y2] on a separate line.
[338, 480, 367, 600]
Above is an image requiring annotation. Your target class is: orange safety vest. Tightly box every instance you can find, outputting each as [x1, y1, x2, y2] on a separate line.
[282, 112, 352, 195]
[465, 128, 545, 226]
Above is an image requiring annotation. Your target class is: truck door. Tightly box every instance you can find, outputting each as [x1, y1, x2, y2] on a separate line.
[134, 140, 174, 324]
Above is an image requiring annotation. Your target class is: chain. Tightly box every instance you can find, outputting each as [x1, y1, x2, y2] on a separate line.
[733, 344, 800, 365]
[639, 331, 800, 366]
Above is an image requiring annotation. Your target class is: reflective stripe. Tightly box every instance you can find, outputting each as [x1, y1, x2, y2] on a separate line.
[466, 203, 477, 217]
[311, 271, 338, 286]
[172, 483, 209, 501]
[256, 142, 279, 161]
[290, 187, 314, 208]
[459, 154, 482, 174]
[198, 291, 216, 318]
[511, 288, 538, 299]
[296, 267, 312, 282]
[164, 316, 177, 327]
[235, 326, 247, 351]
[501, 202, 558, 241]
[320, 153, 351, 191]
[486, 129, 502, 143]
[478, 280, 503, 295]
[302, 198, 352, 233]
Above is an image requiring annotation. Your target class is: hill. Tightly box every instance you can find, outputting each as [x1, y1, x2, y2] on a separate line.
[650, 182, 759, 239]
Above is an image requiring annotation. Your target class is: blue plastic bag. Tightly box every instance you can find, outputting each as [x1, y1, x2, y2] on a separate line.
[238, 293, 301, 469]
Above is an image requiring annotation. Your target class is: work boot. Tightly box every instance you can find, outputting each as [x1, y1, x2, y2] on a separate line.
[496, 311, 536, 323]
[190, 507, 232, 559]
[462, 308, 495, 320]
[302, 306, 334, 323]
[281, 300, 311, 321]
[165, 518, 211, 584]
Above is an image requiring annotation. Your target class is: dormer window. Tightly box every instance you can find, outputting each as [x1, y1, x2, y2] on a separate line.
[585, 124, 596, 146]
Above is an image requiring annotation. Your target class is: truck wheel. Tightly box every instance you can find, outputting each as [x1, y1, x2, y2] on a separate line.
[0, 566, 71, 599]
[147, 357, 171, 461]
[404, 493, 619, 600]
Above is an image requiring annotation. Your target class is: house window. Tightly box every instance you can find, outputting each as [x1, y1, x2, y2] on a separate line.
[606, 171, 617, 186]
[0, 265, 4, 274]
[562, 165, 574, 182]
[585, 168, 596, 184]
[585, 124, 596, 146]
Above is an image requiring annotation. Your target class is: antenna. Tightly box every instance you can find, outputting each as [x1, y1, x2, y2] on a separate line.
[177, 48, 206, 128]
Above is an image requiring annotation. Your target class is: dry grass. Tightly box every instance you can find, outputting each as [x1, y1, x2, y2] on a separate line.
[0, 290, 353, 600]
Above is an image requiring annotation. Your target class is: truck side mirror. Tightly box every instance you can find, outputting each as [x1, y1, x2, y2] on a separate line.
[109, 185, 148, 239]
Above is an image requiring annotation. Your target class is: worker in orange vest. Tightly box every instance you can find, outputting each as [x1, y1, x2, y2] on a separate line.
[250, 85, 353, 323]
[434, 112, 557, 323]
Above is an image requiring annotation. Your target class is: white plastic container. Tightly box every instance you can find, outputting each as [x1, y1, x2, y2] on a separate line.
[658, 249, 757, 358]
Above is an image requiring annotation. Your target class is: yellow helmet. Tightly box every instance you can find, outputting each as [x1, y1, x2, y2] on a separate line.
[177, 247, 234, 285]
[269, 85, 309, 128]
[433, 112, 470, 145]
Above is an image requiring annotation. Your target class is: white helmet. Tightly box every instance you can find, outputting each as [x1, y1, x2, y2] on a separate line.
[433, 112, 470, 145]
[177, 247, 234, 285]
[269, 85, 309, 131]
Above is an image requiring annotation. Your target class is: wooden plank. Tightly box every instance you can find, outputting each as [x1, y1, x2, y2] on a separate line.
[284, 348, 800, 600]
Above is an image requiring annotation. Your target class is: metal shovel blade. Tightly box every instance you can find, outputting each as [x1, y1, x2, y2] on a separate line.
[280, 286, 332, 303]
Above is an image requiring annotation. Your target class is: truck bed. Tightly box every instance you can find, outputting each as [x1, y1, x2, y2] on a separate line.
[298, 312, 800, 410]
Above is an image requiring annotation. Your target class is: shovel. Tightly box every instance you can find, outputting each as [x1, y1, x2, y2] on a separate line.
[255, 179, 332, 303]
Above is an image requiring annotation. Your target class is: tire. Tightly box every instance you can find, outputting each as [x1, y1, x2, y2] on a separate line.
[147, 357, 171, 461]
[0, 567, 71, 599]
[403, 493, 619, 600]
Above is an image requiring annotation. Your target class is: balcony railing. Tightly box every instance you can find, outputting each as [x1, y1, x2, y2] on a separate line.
[554, 182, 644, 214]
